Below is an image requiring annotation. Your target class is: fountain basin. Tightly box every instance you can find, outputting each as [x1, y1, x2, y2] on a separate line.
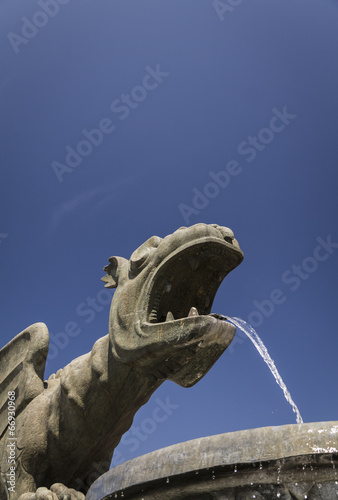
[86, 421, 338, 500]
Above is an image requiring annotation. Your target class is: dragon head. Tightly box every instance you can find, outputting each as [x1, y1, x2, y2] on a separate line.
[102, 223, 243, 387]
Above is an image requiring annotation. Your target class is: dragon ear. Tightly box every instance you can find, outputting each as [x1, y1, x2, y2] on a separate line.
[101, 256, 128, 288]
[129, 236, 162, 275]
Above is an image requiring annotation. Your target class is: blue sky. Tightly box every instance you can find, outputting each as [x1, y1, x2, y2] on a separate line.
[1, 0, 338, 469]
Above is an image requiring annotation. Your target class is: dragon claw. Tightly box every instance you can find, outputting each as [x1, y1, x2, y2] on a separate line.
[18, 484, 85, 500]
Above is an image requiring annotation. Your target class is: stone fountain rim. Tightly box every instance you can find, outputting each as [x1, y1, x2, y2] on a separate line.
[86, 420, 338, 499]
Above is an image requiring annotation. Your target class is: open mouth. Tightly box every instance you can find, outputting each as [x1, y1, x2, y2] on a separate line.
[147, 239, 243, 325]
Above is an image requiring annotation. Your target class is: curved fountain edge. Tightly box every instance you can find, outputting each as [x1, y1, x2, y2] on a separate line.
[86, 421, 338, 499]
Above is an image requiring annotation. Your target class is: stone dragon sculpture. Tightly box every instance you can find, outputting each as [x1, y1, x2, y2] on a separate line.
[0, 223, 243, 499]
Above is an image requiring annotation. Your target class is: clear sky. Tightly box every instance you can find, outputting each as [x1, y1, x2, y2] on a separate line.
[1, 0, 338, 470]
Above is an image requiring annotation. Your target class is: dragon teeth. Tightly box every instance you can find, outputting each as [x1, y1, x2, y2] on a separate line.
[149, 310, 158, 323]
[188, 306, 199, 317]
[166, 311, 175, 322]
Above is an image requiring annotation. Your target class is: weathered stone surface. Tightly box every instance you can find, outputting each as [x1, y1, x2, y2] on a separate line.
[286, 482, 314, 499]
[308, 482, 338, 499]
[0, 224, 243, 499]
[86, 421, 338, 500]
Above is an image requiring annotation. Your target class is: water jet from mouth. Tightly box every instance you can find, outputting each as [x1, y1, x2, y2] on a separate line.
[228, 316, 303, 424]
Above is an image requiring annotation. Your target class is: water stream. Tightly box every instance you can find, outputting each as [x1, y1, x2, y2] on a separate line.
[228, 316, 303, 424]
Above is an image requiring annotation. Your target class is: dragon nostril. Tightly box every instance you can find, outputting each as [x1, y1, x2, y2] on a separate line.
[224, 236, 233, 244]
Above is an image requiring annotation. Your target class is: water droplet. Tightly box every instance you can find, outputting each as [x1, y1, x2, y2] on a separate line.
[121, 492, 124, 498]
[195, 471, 199, 475]
[277, 494, 281, 498]
[166, 477, 169, 484]
[212, 475, 215, 480]
[234, 465, 237, 473]
[259, 462, 263, 470]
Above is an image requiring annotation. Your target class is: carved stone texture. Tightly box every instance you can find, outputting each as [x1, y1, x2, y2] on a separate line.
[85, 421, 338, 500]
[0, 223, 243, 499]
